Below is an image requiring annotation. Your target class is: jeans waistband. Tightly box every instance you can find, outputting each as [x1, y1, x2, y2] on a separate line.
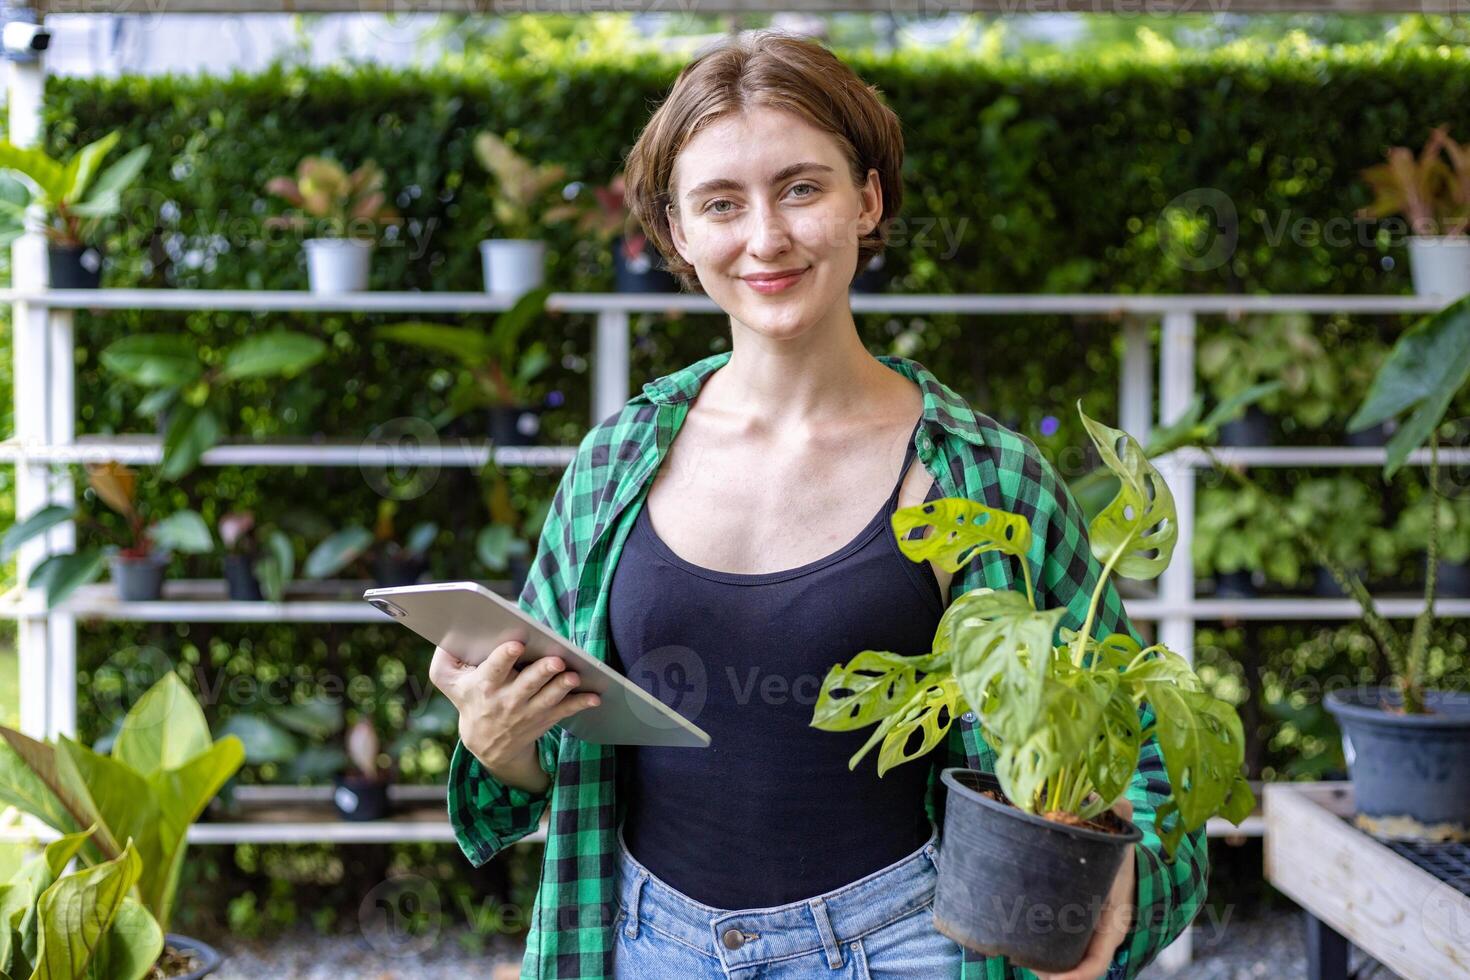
[614, 822, 940, 971]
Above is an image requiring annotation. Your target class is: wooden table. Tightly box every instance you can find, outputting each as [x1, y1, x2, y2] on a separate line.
[1264, 782, 1470, 980]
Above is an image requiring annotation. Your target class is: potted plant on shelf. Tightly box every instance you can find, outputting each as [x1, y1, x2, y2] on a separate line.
[810, 404, 1254, 972]
[0, 129, 151, 288]
[1198, 312, 1346, 446]
[0, 672, 245, 978]
[376, 284, 553, 445]
[302, 499, 438, 588]
[1358, 125, 1470, 298]
[217, 510, 295, 601]
[264, 155, 403, 294]
[0, 462, 213, 606]
[1192, 482, 1314, 598]
[334, 716, 395, 821]
[473, 131, 580, 297]
[1289, 475, 1400, 597]
[1395, 487, 1470, 597]
[1208, 292, 1470, 840]
[99, 328, 327, 479]
[475, 465, 540, 596]
[564, 172, 678, 293]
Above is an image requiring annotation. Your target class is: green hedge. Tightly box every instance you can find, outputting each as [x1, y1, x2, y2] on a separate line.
[3, 38, 1469, 785]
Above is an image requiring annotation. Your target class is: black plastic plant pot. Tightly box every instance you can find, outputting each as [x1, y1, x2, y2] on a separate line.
[489, 405, 543, 446]
[1211, 570, 1257, 599]
[46, 242, 103, 289]
[110, 553, 166, 601]
[333, 774, 391, 821]
[1216, 405, 1272, 447]
[373, 552, 426, 588]
[934, 768, 1142, 974]
[1324, 687, 1470, 840]
[850, 252, 892, 294]
[161, 932, 222, 979]
[222, 553, 264, 601]
[612, 235, 679, 293]
[1436, 559, 1470, 597]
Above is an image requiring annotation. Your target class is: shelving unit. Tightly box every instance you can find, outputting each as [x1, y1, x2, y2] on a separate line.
[4, 281, 1464, 831]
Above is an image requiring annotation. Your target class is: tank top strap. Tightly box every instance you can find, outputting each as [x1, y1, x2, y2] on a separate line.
[884, 417, 925, 507]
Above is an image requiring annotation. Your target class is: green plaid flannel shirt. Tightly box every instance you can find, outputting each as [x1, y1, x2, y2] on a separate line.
[447, 352, 1208, 979]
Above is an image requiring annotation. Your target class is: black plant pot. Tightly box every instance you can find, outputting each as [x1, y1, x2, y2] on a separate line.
[933, 768, 1142, 973]
[612, 235, 679, 293]
[373, 552, 426, 588]
[223, 553, 264, 601]
[333, 774, 392, 821]
[850, 252, 892, 294]
[1311, 564, 1365, 598]
[161, 932, 222, 980]
[46, 242, 103, 289]
[1211, 570, 1257, 599]
[1435, 559, 1470, 597]
[1324, 687, 1470, 840]
[1216, 405, 1272, 448]
[110, 553, 166, 601]
[1344, 420, 1392, 447]
[489, 405, 543, 446]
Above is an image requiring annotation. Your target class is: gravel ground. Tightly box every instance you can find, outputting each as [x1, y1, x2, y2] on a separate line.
[207, 912, 1402, 979]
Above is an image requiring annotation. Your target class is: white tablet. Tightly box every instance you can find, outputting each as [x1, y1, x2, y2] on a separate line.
[364, 581, 710, 749]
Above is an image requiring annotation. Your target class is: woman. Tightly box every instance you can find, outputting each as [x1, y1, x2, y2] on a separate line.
[430, 30, 1206, 980]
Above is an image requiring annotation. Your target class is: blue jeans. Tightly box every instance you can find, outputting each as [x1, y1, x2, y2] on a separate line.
[611, 822, 964, 978]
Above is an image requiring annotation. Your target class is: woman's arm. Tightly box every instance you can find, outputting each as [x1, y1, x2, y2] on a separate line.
[446, 452, 583, 867]
[1016, 438, 1210, 980]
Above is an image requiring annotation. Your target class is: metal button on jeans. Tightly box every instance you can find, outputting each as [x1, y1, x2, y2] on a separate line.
[721, 928, 745, 950]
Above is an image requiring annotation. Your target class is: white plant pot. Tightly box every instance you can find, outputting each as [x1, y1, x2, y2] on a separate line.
[480, 239, 547, 298]
[1407, 236, 1470, 298]
[303, 237, 374, 294]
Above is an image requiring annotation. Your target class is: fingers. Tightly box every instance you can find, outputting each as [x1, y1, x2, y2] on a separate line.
[549, 692, 602, 723]
[474, 640, 528, 689]
[428, 645, 472, 700]
[527, 666, 584, 713]
[506, 654, 573, 704]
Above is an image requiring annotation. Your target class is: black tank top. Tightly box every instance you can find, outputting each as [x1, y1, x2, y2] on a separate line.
[607, 417, 947, 909]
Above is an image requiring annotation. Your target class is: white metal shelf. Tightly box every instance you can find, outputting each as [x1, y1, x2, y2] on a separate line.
[0, 434, 577, 468]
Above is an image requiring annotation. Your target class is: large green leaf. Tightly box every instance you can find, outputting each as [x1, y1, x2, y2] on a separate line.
[1347, 292, 1470, 478]
[147, 738, 244, 929]
[1142, 682, 1249, 840]
[267, 697, 342, 741]
[946, 588, 1065, 744]
[79, 145, 150, 207]
[485, 285, 553, 364]
[147, 511, 213, 555]
[30, 837, 141, 980]
[255, 528, 295, 603]
[111, 673, 212, 778]
[874, 676, 963, 776]
[303, 526, 373, 578]
[89, 898, 163, 980]
[1079, 403, 1178, 580]
[891, 497, 1032, 572]
[0, 734, 87, 843]
[0, 826, 98, 976]
[1086, 679, 1142, 816]
[219, 332, 326, 381]
[811, 650, 932, 733]
[994, 674, 1105, 813]
[98, 335, 201, 389]
[215, 714, 297, 765]
[160, 402, 223, 481]
[57, 131, 120, 204]
[0, 506, 73, 564]
[375, 322, 494, 367]
[0, 142, 67, 203]
[28, 549, 107, 609]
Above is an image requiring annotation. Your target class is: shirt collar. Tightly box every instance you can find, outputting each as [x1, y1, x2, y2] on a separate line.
[638, 351, 990, 451]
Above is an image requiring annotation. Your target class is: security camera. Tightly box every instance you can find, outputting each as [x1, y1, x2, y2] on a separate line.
[2, 21, 51, 57]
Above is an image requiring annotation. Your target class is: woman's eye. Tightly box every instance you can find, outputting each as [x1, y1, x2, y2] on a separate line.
[706, 199, 735, 215]
[789, 182, 818, 198]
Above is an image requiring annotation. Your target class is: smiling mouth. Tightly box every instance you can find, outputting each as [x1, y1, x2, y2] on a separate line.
[741, 268, 809, 292]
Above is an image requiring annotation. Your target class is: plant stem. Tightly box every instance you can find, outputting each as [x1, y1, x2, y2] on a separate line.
[1402, 432, 1440, 713]
[1020, 557, 1036, 608]
[1071, 544, 1125, 668]
[1202, 447, 1406, 681]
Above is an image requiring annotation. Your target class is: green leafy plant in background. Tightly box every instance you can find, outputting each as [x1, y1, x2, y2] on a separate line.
[0, 130, 151, 247]
[302, 498, 437, 580]
[0, 462, 212, 608]
[472, 132, 580, 241]
[263, 155, 403, 240]
[1291, 476, 1401, 580]
[1192, 481, 1315, 590]
[1357, 124, 1470, 237]
[99, 329, 327, 479]
[1395, 488, 1470, 566]
[1199, 313, 1342, 431]
[218, 510, 295, 602]
[0, 829, 161, 980]
[1207, 293, 1470, 713]
[811, 403, 1255, 857]
[376, 285, 553, 424]
[0, 673, 245, 934]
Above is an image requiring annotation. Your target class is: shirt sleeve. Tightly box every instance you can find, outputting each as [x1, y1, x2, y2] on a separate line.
[447, 450, 582, 867]
[1016, 438, 1209, 980]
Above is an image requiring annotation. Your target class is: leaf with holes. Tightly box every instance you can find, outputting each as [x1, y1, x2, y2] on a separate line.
[891, 497, 1032, 572]
[812, 650, 931, 733]
[874, 676, 964, 777]
[1079, 403, 1177, 580]
[947, 588, 1065, 744]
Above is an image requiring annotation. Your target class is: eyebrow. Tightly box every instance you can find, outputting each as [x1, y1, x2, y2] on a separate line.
[682, 162, 836, 203]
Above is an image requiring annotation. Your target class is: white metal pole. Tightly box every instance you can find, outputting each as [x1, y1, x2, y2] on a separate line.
[1120, 317, 1153, 442]
[593, 309, 629, 428]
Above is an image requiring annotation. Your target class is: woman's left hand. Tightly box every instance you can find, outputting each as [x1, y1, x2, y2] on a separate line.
[1033, 797, 1136, 980]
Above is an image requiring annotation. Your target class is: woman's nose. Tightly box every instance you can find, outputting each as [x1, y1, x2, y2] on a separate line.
[746, 202, 792, 258]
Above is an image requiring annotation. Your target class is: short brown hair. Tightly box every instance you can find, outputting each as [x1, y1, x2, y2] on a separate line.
[623, 31, 905, 294]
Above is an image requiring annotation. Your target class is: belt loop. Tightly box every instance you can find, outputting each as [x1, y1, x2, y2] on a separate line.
[624, 871, 647, 939]
[807, 898, 844, 969]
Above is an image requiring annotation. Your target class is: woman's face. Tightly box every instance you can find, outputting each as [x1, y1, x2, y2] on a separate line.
[667, 105, 881, 341]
